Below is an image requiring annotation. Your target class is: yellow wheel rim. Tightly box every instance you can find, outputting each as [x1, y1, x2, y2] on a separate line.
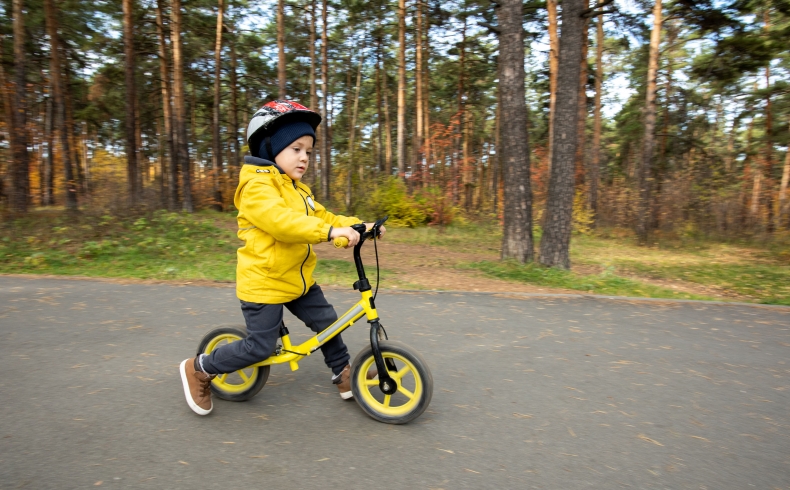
[357, 352, 423, 417]
[203, 333, 259, 394]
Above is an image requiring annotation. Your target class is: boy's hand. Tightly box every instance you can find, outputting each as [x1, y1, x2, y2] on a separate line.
[365, 223, 387, 239]
[330, 226, 361, 248]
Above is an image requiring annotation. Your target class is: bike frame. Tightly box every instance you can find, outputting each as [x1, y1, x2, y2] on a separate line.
[248, 287, 377, 372]
[245, 219, 395, 394]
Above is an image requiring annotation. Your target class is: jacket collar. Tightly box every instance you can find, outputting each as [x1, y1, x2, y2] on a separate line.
[244, 155, 302, 187]
[244, 155, 285, 175]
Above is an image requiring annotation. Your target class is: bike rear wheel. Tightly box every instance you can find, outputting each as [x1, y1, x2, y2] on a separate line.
[197, 326, 269, 402]
[350, 340, 433, 424]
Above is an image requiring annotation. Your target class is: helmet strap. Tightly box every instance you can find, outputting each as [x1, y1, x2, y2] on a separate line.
[265, 135, 275, 161]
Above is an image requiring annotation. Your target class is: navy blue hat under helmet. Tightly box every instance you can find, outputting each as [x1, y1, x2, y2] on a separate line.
[256, 120, 316, 161]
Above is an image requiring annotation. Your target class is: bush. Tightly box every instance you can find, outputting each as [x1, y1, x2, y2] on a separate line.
[368, 178, 427, 227]
[414, 187, 461, 227]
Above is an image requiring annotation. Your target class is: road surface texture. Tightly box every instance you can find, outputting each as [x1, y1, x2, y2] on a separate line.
[1, 276, 788, 489]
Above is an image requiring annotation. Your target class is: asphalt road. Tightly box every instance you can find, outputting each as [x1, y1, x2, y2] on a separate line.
[1, 276, 789, 489]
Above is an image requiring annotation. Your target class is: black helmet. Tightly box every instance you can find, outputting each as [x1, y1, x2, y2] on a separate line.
[246, 100, 321, 158]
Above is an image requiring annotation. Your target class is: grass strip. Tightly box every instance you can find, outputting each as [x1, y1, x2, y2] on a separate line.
[464, 260, 715, 301]
[613, 261, 790, 305]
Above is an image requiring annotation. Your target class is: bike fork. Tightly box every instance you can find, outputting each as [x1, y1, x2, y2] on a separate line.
[369, 320, 398, 395]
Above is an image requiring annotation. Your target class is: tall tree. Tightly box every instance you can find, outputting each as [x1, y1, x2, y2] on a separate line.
[396, 0, 406, 180]
[589, 14, 604, 224]
[635, 0, 662, 244]
[415, 0, 424, 185]
[278, 0, 286, 98]
[308, 0, 318, 186]
[122, 0, 140, 205]
[320, 0, 331, 201]
[546, 0, 559, 174]
[45, 0, 77, 211]
[346, 40, 364, 211]
[155, 0, 178, 210]
[212, 0, 225, 208]
[539, 0, 587, 269]
[780, 122, 790, 227]
[498, 0, 535, 263]
[171, 0, 193, 212]
[229, 24, 240, 168]
[10, 0, 30, 213]
[762, 9, 773, 232]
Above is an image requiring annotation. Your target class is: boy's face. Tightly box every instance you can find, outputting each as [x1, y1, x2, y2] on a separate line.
[274, 135, 313, 181]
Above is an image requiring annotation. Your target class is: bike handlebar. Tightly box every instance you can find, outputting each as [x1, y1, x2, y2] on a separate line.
[332, 216, 388, 249]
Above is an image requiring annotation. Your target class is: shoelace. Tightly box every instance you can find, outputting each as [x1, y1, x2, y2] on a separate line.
[198, 374, 214, 397]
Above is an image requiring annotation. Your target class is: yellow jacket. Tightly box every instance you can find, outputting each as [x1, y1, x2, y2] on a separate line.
[234, 158, 361, 304]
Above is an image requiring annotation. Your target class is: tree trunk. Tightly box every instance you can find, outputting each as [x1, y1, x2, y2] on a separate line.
[779, 127, 790, 228]
[346, 42, 364, 212]
[396, 0, 406, 180]
[415, 0, 424, 185]
[493, 74, 501, 215]
[155, 0, 178, 209]
[576, 10, 589, 188]
[763, 10, 773, 232]
[229, 26, 240, 167]
[121, 0, 139, 206]
[171, 0, 193, 212]
[44, 95, 54, 205]
[635, 0, 662, 245]
[546, 0, 559, 175]
[539, 0, 586, 269]
[278, 0, 286, 98]
[498, 0, 535, 263]
[308, 0, 318, 187]
[11, 0, 30, 213]
[590, 14, 603, 225]
[320, 0, 331, 201]
[423, 11, 432, 187]
[458, 16, 468, 209]
[382, 49, 393, 177]
[375, 28, 384, 174]
[212, 0, 225, 210]
[45, 0, 77, 211]
[63, 65, 84, 193]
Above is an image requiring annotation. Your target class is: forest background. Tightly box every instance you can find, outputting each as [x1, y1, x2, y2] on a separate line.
[1, 0, 789, 304]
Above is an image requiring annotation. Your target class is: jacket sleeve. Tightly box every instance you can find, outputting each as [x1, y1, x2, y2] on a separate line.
[313, 198, 363, 228]
[241, 179, 332, 244]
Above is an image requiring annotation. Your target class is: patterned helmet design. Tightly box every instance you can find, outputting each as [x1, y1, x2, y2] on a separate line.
[246, 100, 322, 154]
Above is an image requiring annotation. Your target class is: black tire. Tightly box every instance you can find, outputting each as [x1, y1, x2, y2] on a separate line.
[350, 340, 433, 424]
[196, 326, 270, 402]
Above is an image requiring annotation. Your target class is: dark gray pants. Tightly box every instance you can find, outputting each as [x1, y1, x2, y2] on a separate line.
[201, 284, 350, 376]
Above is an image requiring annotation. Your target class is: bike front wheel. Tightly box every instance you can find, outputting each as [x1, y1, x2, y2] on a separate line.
[350, 340, 433, 424]
[197, 326, 270, 402]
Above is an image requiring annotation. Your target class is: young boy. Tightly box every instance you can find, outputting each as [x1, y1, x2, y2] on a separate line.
[179, 100, 385, 416]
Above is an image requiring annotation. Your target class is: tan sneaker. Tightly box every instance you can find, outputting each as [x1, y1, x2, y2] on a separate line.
[334, 364, 378, 400]
[179, 357, 216, 415]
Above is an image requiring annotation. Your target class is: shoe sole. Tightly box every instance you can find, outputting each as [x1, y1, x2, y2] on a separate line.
[339, 390, 353, 400]
[180, 359, 213, 416]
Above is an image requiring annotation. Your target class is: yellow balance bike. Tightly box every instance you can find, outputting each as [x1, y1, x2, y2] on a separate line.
[196, 217, 433, 424]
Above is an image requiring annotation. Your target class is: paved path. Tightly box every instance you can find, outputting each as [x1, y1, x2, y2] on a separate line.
[1, 276, 789, 489]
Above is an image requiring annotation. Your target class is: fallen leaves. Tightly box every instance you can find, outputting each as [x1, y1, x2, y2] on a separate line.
[637, 434, 663, 446]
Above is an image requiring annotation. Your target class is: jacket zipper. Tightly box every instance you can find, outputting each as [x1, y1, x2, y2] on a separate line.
[296, 182, 310, 296]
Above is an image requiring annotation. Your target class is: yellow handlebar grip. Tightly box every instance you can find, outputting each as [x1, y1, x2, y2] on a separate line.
[334, 237, 349, 248]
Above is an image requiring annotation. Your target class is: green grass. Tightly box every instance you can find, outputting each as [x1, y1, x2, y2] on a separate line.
[387, 222, 790, 305]
[313, 259, 392, 288]
[464, 260, 713, 301]
[3, 210, 788, 305]
[0, 209, 240, 281]
[0, 209, 394, 288]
